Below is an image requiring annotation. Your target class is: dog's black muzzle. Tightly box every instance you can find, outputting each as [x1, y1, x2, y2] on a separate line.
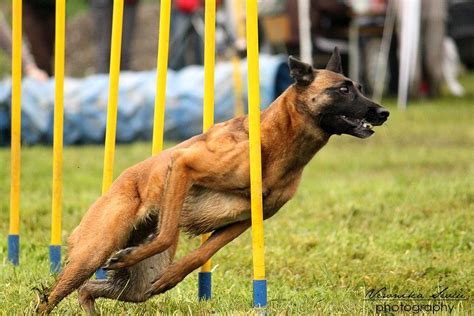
[366, 105, 390, 126]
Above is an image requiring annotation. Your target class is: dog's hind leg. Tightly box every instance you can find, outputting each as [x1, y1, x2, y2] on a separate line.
[104, 154, 191, 270]
[78, 239, 177, 314]
[37, 195, 140, 314]
[37, 244, 109, 315]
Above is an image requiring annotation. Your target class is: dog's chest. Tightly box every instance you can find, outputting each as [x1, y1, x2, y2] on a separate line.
[178, 172, 301, 236]
[179, 186, 251, 235]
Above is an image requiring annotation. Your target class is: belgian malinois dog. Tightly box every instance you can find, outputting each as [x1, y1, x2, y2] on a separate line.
[37, 48, 389, 314]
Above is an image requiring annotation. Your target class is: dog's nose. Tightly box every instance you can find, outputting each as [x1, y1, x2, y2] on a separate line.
[376, 107, 390, 119]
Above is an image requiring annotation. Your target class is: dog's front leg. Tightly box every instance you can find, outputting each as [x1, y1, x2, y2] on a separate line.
[104, 151, 191, 270]
[145, 219, 251, 297]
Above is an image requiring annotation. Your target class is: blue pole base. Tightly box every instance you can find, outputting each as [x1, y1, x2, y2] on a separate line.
[49, 245, 61, 273]
[8, 234, 19, 266]
[253, 279, 267, 308]
[95, 268, 107, 280]
[198, 271, 212, 300]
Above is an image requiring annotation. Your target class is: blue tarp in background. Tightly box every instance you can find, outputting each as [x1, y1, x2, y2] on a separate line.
[0, 54, 291, 146]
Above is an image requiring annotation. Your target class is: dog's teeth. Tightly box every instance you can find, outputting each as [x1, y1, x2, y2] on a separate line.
[362, 122, 373, 129]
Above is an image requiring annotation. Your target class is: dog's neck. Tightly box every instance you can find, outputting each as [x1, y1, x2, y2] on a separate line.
[259, 86, 330, 171]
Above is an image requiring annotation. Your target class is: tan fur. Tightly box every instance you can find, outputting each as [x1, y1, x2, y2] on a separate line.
[37, 70, 356, 314]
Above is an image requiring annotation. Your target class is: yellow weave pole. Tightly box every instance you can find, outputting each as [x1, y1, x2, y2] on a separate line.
[246, 0, 267, 307]
[231, 56, 244, 117]
[50, 0, 66, 274]
[101, 0, 124, 193]
[198, 0, 216, 301]
[234, 0, 245, 44]
[232, 0, 245, 117]
[97, 0, 124, 279]
[8, 0, 22, 266]
[152, 0, 171, 155]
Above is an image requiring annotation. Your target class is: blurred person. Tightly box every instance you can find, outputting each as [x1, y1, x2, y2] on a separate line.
[285, 0, 351, 67]
[168, 0, 204, 70]
[396, 0, 447, 98]
[417, 0, 447, 97]
[0, 12, 48, 80]
[90, 0, 139, 73]
[22, 0, 55, 76]
[168, 0, 228, 70]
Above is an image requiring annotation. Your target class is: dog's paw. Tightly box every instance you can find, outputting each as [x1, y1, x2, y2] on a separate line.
[103, 247, 137, 270]
[36, 301, 53, 316]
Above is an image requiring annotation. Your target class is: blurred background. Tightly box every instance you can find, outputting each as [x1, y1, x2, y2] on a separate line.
[0, 0, 473, 145]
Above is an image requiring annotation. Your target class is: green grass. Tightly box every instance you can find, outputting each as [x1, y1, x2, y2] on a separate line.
[1, 75, 473, 315]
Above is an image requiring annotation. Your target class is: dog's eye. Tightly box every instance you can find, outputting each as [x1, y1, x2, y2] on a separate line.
[339, 86, 349, 94]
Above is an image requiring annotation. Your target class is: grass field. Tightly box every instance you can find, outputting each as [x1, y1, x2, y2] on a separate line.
[1, 75, 473, 315]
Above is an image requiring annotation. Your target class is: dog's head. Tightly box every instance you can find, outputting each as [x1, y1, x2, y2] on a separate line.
[288, 47, 389, 138]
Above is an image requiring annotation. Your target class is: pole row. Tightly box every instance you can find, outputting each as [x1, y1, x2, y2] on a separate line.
[96, 0, 125, 279]
[8, 0, 22, 267]
[246, 0, 267, 307]
[7, 0, 267, 308]
[198, 0, 217, 301]
[49, 0, 66, 273]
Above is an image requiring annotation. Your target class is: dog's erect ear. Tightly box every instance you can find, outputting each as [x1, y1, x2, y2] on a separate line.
[288, 56, 315, 86]
[326, 47, 343, 74]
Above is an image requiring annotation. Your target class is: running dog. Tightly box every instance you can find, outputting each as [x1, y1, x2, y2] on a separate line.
[37, 48, 389, 314]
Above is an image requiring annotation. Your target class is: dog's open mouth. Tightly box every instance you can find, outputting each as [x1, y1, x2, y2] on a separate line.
[339, 115, 379, 138]
[320, 112, 387, 139]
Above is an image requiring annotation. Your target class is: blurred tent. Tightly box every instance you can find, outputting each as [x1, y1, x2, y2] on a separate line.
[0, 54, 291, 146]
